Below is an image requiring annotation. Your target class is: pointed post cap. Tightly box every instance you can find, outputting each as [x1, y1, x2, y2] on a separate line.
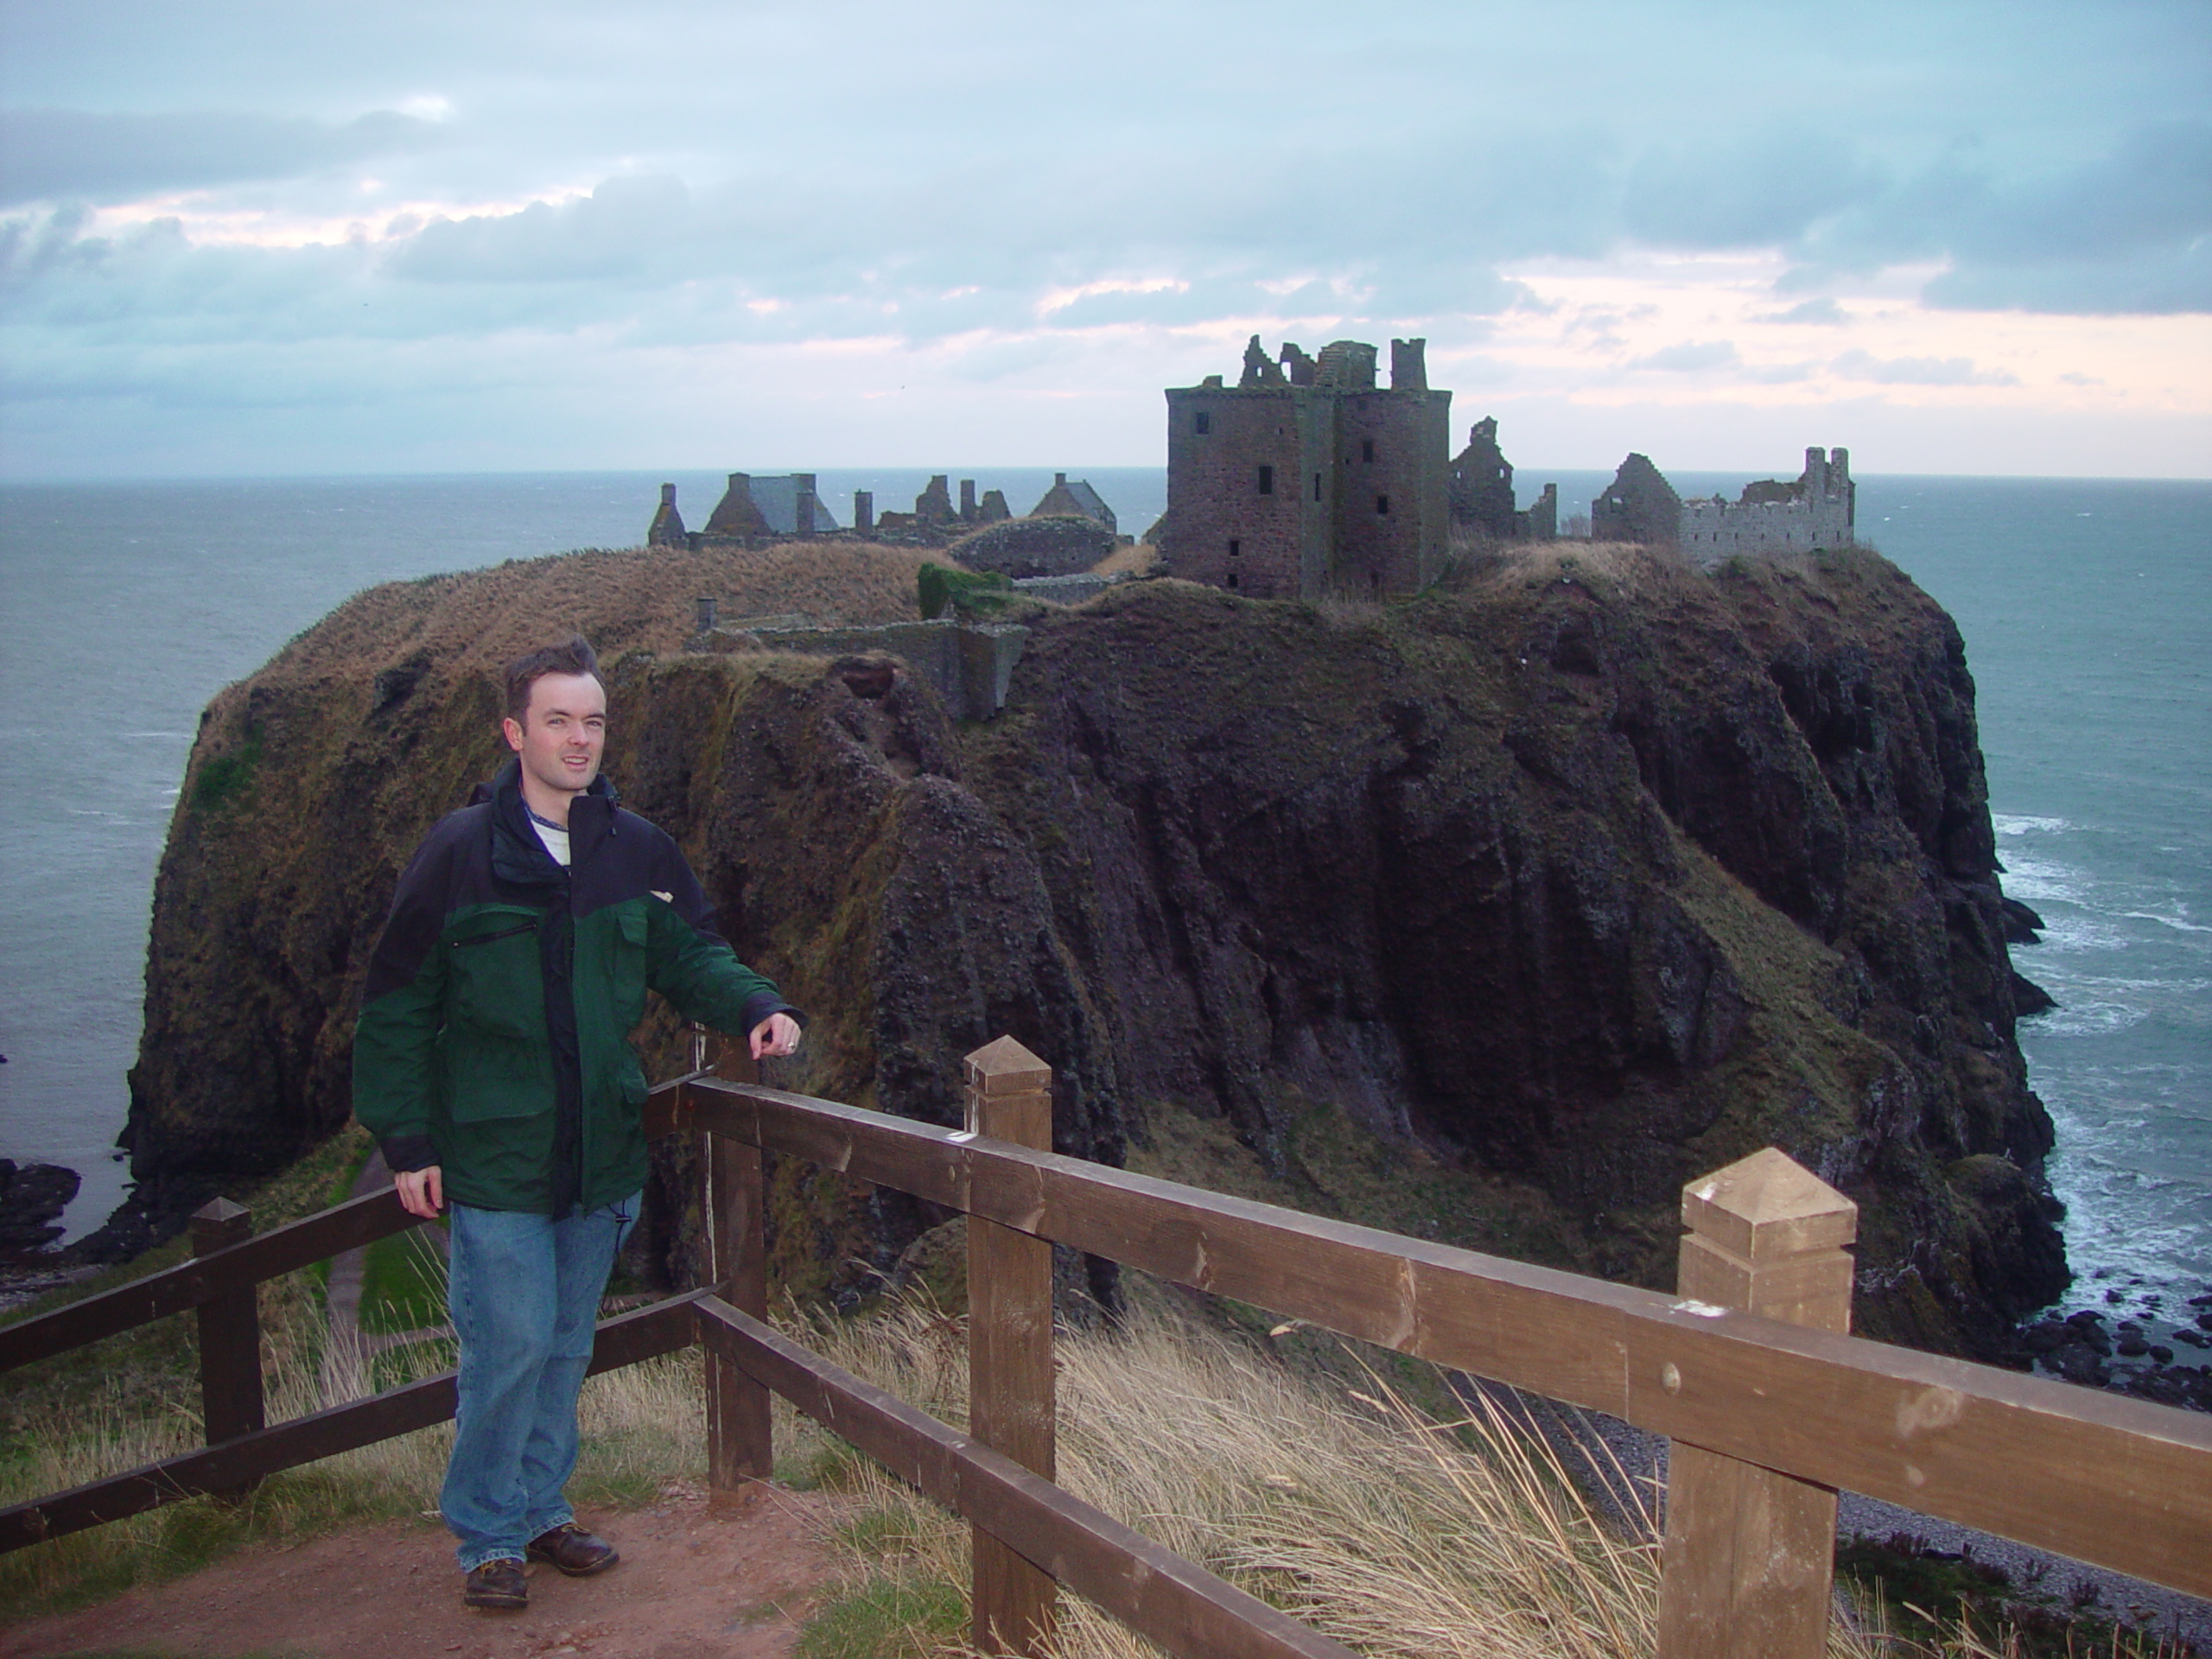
[1681, 1147, 1856, 1262]
[191, 1196, 251, 1248]
[963, 1035, 1052, 1095]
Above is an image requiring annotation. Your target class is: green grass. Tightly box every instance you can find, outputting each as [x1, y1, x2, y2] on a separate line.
[794, 1571, 967, 1659]
[356, 1223, 449, 1334]
[1838, 1534, 2197, 1659]
[190, 724, 263, 810]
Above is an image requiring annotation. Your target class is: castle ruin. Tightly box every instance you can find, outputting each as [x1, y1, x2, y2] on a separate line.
[647, 467, 1121, 551]
[1593, 448, 1855, 564]
[1448, 416, 1556, 543]
[1678, 448, 1854, 563]
[1159, 335, 1451, 600]
[650, 473, 841, 548]
[1029, 472, 1116, 534]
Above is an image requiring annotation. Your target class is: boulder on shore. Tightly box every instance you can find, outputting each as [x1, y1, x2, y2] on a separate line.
[0, 1159, 79, 1256]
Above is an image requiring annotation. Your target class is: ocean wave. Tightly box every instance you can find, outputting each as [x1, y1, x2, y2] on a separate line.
[2026, 913, 2131, 953]
[1998, 871, 2084, 908]
[2120, 908, 2210, 935]
[2035, 1001, 2151, 1037]
[1995, 814, 2069, 836]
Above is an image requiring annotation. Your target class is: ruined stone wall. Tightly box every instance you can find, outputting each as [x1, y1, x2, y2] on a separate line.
[1524, 483, 1558, 540]
[1448, 417, 1518, 537]
[745, 619, 1029, 722]
[1592, 454, 1681, 546]
[647, 483, 686, 548]
[1677, 448, 1855, 567]
[950, 515, 1116, 580]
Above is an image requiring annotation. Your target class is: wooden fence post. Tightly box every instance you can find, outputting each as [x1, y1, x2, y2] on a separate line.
[190, 1198, 264, 1498]
[964, 1036, 1058, 1658]
[702, 1042, 772, 1507]
[1656, 1147, 1858, 1659]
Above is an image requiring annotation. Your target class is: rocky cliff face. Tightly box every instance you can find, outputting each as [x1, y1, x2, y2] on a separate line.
[111, 538, 2064, 1358]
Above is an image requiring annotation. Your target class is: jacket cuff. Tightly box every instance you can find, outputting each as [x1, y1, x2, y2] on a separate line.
[380, 1134, 439, 1173]
[738, 994, 805, 1038]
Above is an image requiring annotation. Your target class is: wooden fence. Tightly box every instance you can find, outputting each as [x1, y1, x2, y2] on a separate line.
[3, 1037, 2209, 1659]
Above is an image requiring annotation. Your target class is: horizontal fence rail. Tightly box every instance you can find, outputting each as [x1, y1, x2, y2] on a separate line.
[0, 1289, 709, 1553]
[683, 1074, 2212, 1603]
[0, 1190, 419, 1376]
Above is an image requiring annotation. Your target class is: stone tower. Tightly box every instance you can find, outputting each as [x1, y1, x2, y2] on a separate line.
[1160, 336, 1452, 600]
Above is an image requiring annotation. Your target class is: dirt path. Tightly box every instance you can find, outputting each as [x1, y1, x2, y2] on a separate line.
[0, 1484, 847, 1659]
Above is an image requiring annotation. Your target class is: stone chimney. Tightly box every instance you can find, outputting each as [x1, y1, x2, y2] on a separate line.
[1390, 338, 1429, 391]
[854, 490, 874, 532]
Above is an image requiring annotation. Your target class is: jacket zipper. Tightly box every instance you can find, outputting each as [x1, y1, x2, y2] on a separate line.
[453, 918, 539, 948]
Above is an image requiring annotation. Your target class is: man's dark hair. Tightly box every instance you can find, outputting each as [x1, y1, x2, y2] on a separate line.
[504, 634, 601, 726]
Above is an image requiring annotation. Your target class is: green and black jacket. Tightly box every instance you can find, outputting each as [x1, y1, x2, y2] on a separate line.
[352, 759, 798, 1215]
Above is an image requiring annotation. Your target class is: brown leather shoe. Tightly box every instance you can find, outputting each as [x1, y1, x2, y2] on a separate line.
[526, 1521, 619, 1576]
[463, 1558, 528, 1609]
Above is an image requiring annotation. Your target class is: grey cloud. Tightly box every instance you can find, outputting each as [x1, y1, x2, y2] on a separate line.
[1631, 340, 1738, 372]
[390, 175, 694, 283]
[1831, 350, 2018, 387]
[0, 108, 436, 207]
[1922, 243, 2212, 315]
[1796, 122, 2212, 315]
[1038, 279, 1268, 332]
[1622, 124, 1883, 251]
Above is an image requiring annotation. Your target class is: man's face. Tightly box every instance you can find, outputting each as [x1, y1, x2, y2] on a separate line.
[503, 672, 607, 805]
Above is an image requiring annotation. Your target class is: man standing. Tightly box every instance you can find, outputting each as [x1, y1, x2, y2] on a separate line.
[353, 635, 801, 1610]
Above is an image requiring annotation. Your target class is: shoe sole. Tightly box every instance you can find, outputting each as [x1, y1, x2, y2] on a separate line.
[463, 1588, 527, 1609]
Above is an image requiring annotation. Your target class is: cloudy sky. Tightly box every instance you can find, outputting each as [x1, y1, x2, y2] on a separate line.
[2, 0, 2207, 480]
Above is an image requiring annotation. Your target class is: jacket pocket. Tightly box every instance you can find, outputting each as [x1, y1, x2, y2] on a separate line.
[437, 1030, 551, 1122]
[447, 912, 543, 1039]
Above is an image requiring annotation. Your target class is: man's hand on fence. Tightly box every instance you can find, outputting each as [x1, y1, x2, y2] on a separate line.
[394, 1165, 443, 1218]
[749, 1013, 802, 1060]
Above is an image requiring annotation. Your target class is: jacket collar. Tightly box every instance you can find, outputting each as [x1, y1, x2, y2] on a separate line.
[480, 758, 620, 887]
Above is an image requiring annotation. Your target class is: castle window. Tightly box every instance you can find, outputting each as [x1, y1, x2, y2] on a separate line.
[1229, 538, 1240, 557]
[1227, 572, 1239, 590]
[1362, 439, 1376, 463]
[1313, 473, 1322, 501]
[1257, 465, 1274, 495]
[1376, 494, 1390, 515]
[1195, 411, 1211, 435]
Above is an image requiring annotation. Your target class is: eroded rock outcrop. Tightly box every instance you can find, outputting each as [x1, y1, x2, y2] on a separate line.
[112, 538, 2063, 1357]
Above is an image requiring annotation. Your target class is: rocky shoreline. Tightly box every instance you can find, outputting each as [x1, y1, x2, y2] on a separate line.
[0, 1158, 79, 1262]
[2019, 1275, 2212, 1413]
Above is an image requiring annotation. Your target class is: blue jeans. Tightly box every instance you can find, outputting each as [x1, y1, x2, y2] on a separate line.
[442, 1195, 639, 1571]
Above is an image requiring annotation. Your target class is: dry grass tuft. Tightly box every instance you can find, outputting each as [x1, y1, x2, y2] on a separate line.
[1092, 542, 1162, 581]
[786, 1287, 2193, 1659]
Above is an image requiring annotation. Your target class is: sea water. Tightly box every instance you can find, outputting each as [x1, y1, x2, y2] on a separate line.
[1, 471, 2204, 1329]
